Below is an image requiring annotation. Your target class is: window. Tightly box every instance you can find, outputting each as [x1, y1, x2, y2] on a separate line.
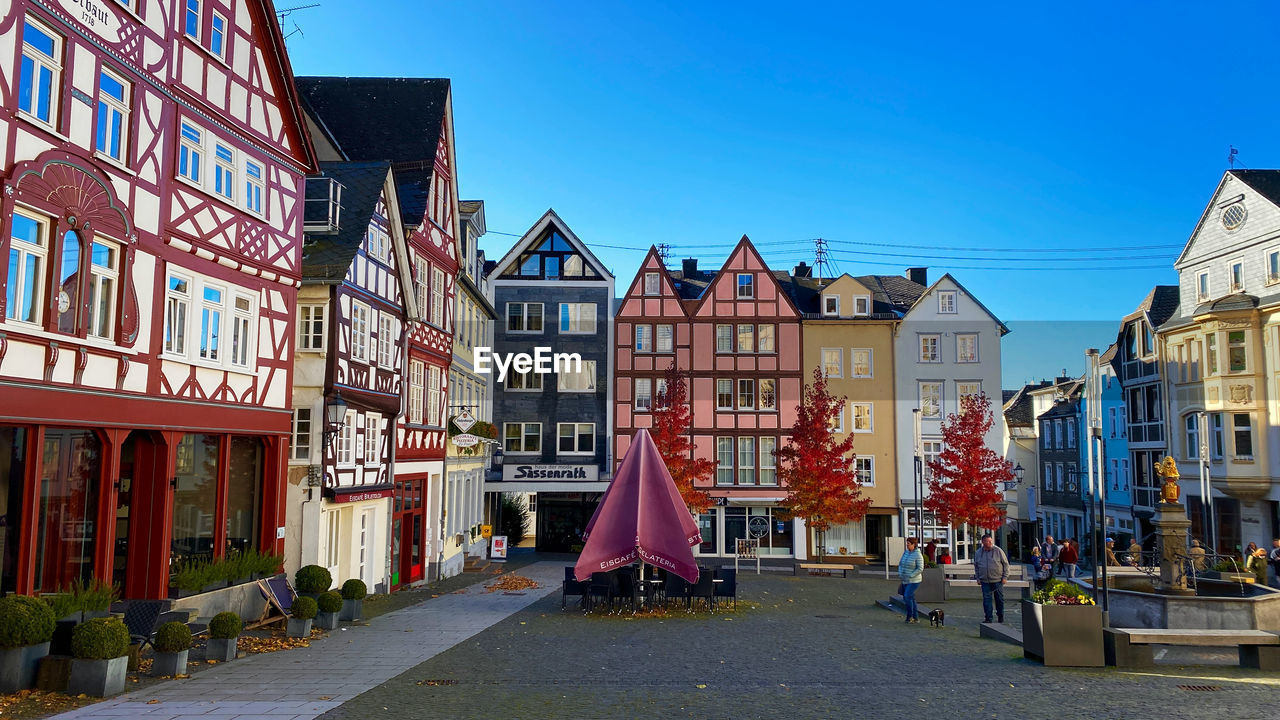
[922, 441, 942, 481]
[1042, 462, 1051, 491]
[635, 324, 652, 352]
[938, 291, 957, 313]
[1268, 249, 1280, 284]
[558, 423, 594, 454]
[506, 302, 542, 333]
[298, 304, 325, 351]
[365, 413, 380, 464]
[414, 257, 429, 318]
[822, 348, 842, 377]
[95, 70, 130, 163]
[716, 438, 734, 485]
[654, 378, 669, 409]
[504, 422, 540, 453]
[854, 457, 874, 487]
[737, 324, 754, 353]
[656, 324, 673, 352]
[7, 212, 47, 325]
[850, 403, 872, 432]
[738, 437, 756, 484]
[1227, 330, 1246, 372]
[1206, 333, 1218, 375]
[759, 379, 777, 410]
[1109, 407, 1117, 439]
[409, 360, 424, 424]
[1066, 463, 1078, 492]
[378, 313, 395, 367]
[1066, 421, 1076, 449]
[179, 122, 202, 182]
[508, 369, 543, 391]
[197, 284, 224, 360]
[365, 225, 388, 262]
[956, 334, 978, 363]
[853, 296, 870, 316]
[229, 293, 253, 367]
[162, 273, 191, 354]
[1055, 463, 1064, 492]
[1210, 413, 1224, 459]
[1054, 420, 1063, 449]
[716, 379, 733, 410]
[823, 295, 839, 316]
[1185, 415, 1200, 460]
[644, 272, 660, 295]
[19, 18, 61, 126]
[1233, 413, 1253, 459]
[243, 161, 264, 215]
[715, 324, 733, 353]
[559, 303, 596, 333]
[337, 410, 355, 466]
[184, 0, 201, 39]
[635, 378, 653, 410]
[957, 382, 982, 408]
[431, 267, 445, 327]
[213, 143, 235, 201]
[851, 349, 872, 378]
[737, 379, 755, 410]
[291, 408, 312, 461]
[919, 334, 940, 362]
[1197, 270, 1210, 301]
[1229, 260, 1244, 292]
[736, 273, 754, 298]
[558, 360, 596, 392]
[759, 438, 777, 485]
[84, 241, 119, 340]
[427, 366, 441, 425]
[757, 324, 775, 353]
[829, 405, 844, 433]
[210, 12, 226, 57]
[919, 382, 941, 418]
[350, 301, 370, 362]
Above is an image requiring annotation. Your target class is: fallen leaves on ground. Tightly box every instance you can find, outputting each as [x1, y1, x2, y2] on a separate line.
[0, 689, 97, 719]
[416, 679, 458, 686]
[484, 574, 540, 592]
[237, 634, 312, 654]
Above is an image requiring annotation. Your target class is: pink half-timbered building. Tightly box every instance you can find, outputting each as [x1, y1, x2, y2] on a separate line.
[296, 77, 459, 587]
[0, 1, 316, 599]
[615, 238, 803, 558]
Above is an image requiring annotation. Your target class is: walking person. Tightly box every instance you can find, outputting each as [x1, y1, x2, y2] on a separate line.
[974, 533, 1010, 624]
[1245, 547, 1268, 586]
[1040, 535, 1059, 576]
[1269, 539, 1280, 589]
[898, 537, 925, 624]
[1059, 538, 1079, 578]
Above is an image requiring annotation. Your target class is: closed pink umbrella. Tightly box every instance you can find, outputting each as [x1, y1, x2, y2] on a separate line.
[574, 429, 702, 583]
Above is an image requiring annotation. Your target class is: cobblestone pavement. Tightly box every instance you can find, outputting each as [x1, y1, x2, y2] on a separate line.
[320, 569, 1280, 720]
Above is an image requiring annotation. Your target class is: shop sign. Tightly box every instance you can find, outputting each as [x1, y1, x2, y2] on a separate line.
[502, 464, 599, 482]
[491, 535, 508, 560]
[59, 0, 121, 42]
[328, 488, 394, 504]
[453, 433, 479, 448]
[481, 524, 492, 539]
[748, 516, 770, 538]
[453, 409, 476, 433]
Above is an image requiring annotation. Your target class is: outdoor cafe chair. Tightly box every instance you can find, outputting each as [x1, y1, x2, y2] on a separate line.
[689, 571, 714, 612]
[615, 570, 641, 613]
[713, 567, 737, 610]
[663, 575, 690, 610]
[587, 572, 616, 612]
[562, 566, 589, 610]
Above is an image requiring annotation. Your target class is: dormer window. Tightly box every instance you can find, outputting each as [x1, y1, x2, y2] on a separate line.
[938, 291, 957, 314]
[736, 273, 754, 298]
[644, 272, 660, 295]
[1229, 260, 1244, 292]
[823, 295, 839, 316]
[853, 296, 870, 316]
[504, 229, 597, 280]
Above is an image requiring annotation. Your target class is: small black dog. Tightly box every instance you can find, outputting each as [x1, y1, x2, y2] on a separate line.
[928, 609, 945, 627]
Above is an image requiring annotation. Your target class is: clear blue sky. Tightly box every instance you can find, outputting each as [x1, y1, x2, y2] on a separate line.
[283, 1, 1280, 384]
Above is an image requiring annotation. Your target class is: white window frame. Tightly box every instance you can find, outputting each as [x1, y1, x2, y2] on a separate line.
[850, 402, 873, 432]
[822, 348, 842, 378]
[229, 291, 254, 368]
[508, 368, 543, 391]
[6, 211, 48, 326]
[1185, 414, 1199, 460]
[427, 365, 442, 426]
[829, 405, 844, 433]
[557, 423, 595, 455]
[1267, 248, 1280, 285]
[635, 324, 653, 352]
[244, 160, 264, 216]
[716, 379, 733, 410]
[409, 360, 424, 424]
[853, 295, 870, 316]
[559, 303, 596, 334]
[298, 304, 326, 351]
[364, 412, 381, 464]
[291, 407, 312, 462]
[919, 334, 940, 363]
[736, 273, 754, 299]
[737, 379, 755, 410]
[184, 0, 201, 40]
[506, 302, 543, 333]
[504, 422, 541, 454]
[1229, 258, 1244, 292]
[758, 379, 777, 411]
[656, 324, 673, 353]
[1196, 270, 1210, 302]
[365, 224, 388, 263]
[643, 272, 660, 295]
[737, 324, 754, 353]
[956, 333, 978, 363]
[95, 68, 130, 164]
[557, 360, 597, 393]
[350, 300, 370, 362]
[179, 121, 203, 184]
[715, 324, 733, 353]
[759, 437, 777, 485]
[378, 313, 395, 367]
[431, 266, 445, 327]
[198, 282, 225, 362]
[210, 11, 227, 58]
[162, 269, 257, 371]
[1232, 412, 1253, 460]
[213, 142, 236, 202]
[938, 291, 957, 313]
[919, 382, 942, 419]
[337, 409, 356, 467]
[163, 272, 191, 355]
[737, 437, 756, 484]
[823, 295, 840, 316]
[850, 348, 872, 378]
[86, 238, 120, 340]
[757, 324, 775, 354]
[854, 456, 874, 487]
[716, 437, 734, 485]
[19, 18, 62, 127]
[635, 378, 653, 411]
[415, 257, 430, 318]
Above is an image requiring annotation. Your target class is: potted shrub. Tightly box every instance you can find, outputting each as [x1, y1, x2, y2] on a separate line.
[316, 592, 342, 630]
[254, 552, 284, 579]
[67, 617, 130, 697]
[1022, 579, 1104, 667]
[46, 579, 118, 655]
[295, 565, 332, 599]
[150, 621, 192, 677]
[340, 579, 367, 621]
[0, 596, 56, 692]
[289, 596, 317, 638]
[169, 560, 213, 599]
[205, 612, 241, 662]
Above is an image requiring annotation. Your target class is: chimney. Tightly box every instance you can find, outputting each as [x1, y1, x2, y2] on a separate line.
[682, 258, 698, 276]
[907, 267, 928, 286]
[793, 262, 812, 278]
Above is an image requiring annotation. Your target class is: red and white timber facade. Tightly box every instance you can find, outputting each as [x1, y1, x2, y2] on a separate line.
[0, 1, 315, 599]
[614, 239, 803, 559]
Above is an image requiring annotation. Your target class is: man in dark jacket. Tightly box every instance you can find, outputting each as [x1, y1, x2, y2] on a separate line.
[974, 534, 1010, 624]
[1040, 535, 1059, 576]
[1269, 538, 1280, 589]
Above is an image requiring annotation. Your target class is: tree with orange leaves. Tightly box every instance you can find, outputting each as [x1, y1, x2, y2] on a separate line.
[924, 392, 1012, 554]
[651, 363, 715, 514]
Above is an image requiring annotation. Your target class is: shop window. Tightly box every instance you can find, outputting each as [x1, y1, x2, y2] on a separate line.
[170, 433, 219, 567]
[31, 429, 100, 592]
[1, 428, 29, 594]
[226, 437, 261, 553]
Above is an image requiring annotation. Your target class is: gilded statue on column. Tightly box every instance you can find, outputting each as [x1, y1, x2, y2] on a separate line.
[1155, 456, 1181, 504]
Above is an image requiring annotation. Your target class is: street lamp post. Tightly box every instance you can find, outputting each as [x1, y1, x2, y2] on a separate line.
[913, 409, 923, 543]
[1196, 411, 1213, 553]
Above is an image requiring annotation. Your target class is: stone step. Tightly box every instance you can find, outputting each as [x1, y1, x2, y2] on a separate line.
[980, 621, 1023, 646]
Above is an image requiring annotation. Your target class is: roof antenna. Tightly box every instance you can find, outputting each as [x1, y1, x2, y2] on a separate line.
[277, 3, 320, 41]
[657, 243, 671, 266]
[1228, 145, 1247, 169]
[814, 238, 837, 282]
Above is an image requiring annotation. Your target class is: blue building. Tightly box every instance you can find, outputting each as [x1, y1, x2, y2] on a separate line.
[1096, 345, 1134, 546]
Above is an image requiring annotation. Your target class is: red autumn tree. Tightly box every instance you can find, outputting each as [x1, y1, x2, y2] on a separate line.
[652, 363, 715, 514]
[776, 368, 871, 562]
[924, 392, 1012, 553]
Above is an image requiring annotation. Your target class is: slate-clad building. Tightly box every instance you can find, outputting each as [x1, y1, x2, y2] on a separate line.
[485, 210, 613, 552]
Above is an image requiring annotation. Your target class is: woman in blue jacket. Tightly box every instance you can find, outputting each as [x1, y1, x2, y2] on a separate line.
[898, 537, 924, 624]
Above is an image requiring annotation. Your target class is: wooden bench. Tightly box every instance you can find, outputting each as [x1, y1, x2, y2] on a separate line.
[941, 564, 1031, 592]
[1104, 628, 1280, 670]
[793, 563, 852, 578]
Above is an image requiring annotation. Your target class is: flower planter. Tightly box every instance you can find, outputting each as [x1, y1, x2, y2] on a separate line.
[340, 598, 363, 621]
[67, 656, 128, 697]
[201, 581, 227, 594]
[151, 649, 188, 677]
[316, 611, 339, 630]
[205, 638, 237, 663]
[1021, 599, 1104, 667]
[287, 618, 312, 638]
[0, 642, 50, 692]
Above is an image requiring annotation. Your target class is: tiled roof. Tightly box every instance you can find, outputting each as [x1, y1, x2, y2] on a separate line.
[301, 161, 391, 284]
[1230, 169, 1280, 208]
[774, 273, 926, 317]
[667, 269, 715, 300]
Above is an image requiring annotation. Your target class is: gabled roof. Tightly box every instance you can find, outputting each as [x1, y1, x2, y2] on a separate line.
[1116, 285, 1179, 337]
[615, 246, 691, 318]
[667, 266, 716, 301]
[904, 273, 1010, 335]
[295, 77, 450, 222]
[488, 209, 614, 281]
[1003, 380, 1055, 427]
[688, 236, 800, 318]
[301, 161, 393, 284]
[244, 1, 318, 173]
[774, 272, 924, 318]
[1175, 170, 1280, 267]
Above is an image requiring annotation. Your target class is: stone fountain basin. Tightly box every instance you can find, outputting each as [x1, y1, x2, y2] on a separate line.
[1079, 578, 1280, 631]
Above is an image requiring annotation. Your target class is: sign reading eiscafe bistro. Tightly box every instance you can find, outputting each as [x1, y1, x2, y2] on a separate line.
[501, 464, 600, 482]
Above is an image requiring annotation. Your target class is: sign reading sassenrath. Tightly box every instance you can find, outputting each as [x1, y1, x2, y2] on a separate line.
[501, 464, 600, 482]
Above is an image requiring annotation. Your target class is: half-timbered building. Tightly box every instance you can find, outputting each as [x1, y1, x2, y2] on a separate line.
[296, 77, 459, 587]
[0, 1, 316, 599]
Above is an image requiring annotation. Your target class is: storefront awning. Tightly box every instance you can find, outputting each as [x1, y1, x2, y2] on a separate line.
[484, 481, 611, 493]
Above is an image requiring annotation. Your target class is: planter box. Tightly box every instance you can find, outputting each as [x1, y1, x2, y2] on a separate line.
[35, 655, 71, 692]
[67, 656, 127, 697]
[127, 643, 142, 672]
[0, 642, 50, 692]
[205, 638, 237, 663]
[1021, 599, 1104, 667]
[340, 598, 363, 621]
[151, 649, 188, 677]
[50, 619, 77, 656]
[916, 567, 947, 603]
[287, 618, 312, 638]
[316, 611, 339, 630]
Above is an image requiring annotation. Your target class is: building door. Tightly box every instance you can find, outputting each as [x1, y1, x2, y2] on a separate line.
[0, 427, 28, 595]
[392, 477, 425, 589]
